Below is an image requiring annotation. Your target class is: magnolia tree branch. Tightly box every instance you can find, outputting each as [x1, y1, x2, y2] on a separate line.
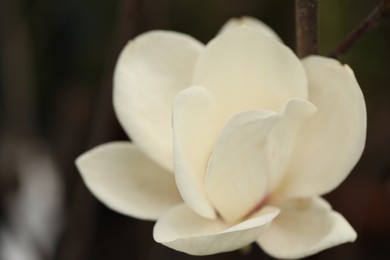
[329, 0, 390, 59]
[295, 0, 318, 58]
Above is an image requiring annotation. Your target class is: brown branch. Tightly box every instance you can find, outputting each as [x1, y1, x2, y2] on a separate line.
[295, 0, 318, 58]
[329, 0, 390, 59]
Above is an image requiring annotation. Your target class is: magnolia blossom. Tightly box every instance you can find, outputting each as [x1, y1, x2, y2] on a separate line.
[76, 17, 366, 259]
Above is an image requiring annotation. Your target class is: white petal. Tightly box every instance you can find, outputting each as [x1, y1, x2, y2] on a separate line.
[266, 99, 317, 192]
[75, 142, 182, 220]
[114, 31, 204, 171]
[218, 16, 282, 42]
[257, 197, 357, 259]
[154, 204, 280, 255]
[193, 26, 307, 119]
[274, 56, 367, 200]
[205, 110, 279, 223]
[172, 86, 221, 219]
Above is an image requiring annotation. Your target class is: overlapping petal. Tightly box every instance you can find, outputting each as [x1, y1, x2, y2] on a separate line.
[219, 16, 282, 42]
[193, 26, 307, 118]
[172, 86, 221, 219]
[274, 56, 367, 200]
[76, 142, 182, 220]
[266, 99, 317, 192]
[205, 110, 279, 223]
[205, 99, 316, 223]
[154, 204, 280, 255]
[76, 16, 364, 259]
[114, 31, 204, 171]
[257, 197, 357, 259]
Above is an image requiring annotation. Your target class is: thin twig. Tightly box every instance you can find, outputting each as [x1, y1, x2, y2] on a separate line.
[295, 0, 318, 58]
[329, 0, 390, 59]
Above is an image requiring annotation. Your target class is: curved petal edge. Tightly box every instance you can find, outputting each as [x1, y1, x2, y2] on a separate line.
[154, 204, 280, 255]
[113, 30, 204, 171]
[76, 142, 182, 220]
[257, 197, 357, 259]
[172, 86, 220, 219]
[275, 56, 367, 200]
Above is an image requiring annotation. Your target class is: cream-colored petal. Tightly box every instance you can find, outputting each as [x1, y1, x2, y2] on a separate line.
[219, 16, 282, 42]
[172, 86, 221, 219]
[193, 26, 307, 119]
[154, 204, 280, 256]
[266, 99, 317, 192]
[205, 110, 279, 223]
[75, 142, 182, 220]
[257, 197, 357, 259]
[274, 56, 367, 200]
[114, 31, 204, 171]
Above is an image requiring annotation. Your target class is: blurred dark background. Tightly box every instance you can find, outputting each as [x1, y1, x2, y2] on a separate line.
[0, 0, 389, 259]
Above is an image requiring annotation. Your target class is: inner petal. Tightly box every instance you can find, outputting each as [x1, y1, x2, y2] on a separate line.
[266, 98, 317, 193]
[172, 86, 222, 219]
[204, 99, 316, 223]
[205, 110, 280, 223]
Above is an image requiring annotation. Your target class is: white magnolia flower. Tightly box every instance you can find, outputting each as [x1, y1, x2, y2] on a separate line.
[76, 17, 366, 259]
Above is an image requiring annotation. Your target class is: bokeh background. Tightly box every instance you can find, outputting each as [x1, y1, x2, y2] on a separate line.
[0, 0, 389, 259]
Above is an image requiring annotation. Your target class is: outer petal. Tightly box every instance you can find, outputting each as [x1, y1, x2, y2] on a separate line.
[172, 86, 221, 219]
[205, 110, 279, 223]
[114, 31, 204, 171]
[218, 16, 282, 42]
[274, 56, 367, 200]
[193, 26, 307, 118]
[154, 204, 280, 256]
[75, 142, 182, 220]
[257, 197, 357, 259]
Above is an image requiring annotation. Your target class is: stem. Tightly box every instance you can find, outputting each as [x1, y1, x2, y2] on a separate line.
[295, 0, 318, 58]
[329, 0, 390, 59]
